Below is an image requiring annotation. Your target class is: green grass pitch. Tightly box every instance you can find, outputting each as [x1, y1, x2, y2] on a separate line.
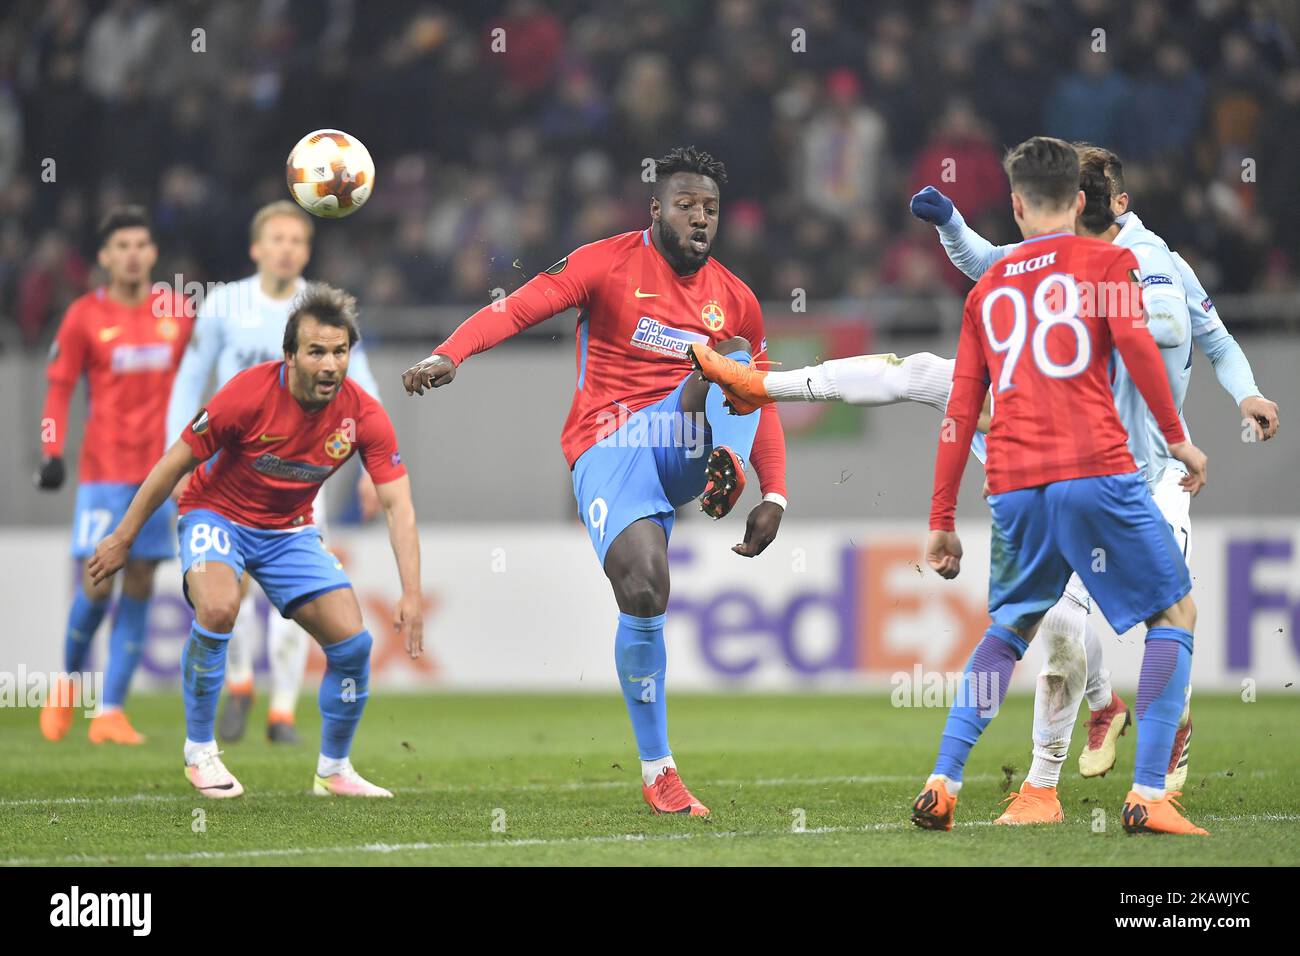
[2, 692, 1296, 866]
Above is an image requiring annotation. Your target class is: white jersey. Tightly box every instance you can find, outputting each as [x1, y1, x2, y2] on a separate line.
[164, 275, 383, 442]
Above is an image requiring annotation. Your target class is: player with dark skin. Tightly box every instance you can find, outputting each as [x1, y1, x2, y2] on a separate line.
[402, 170, 784, 618]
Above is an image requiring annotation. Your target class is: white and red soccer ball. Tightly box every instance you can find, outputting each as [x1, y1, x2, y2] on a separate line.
[285, 129, 375, 219]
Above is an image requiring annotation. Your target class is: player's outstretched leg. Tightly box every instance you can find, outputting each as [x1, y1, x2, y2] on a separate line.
[604, 520, 708, 817]
[690, 345, 958, 414]
[684, 338, 761, 520]
[217, 584, 258, 743]
[999, 597, 1086, 825]
[89, 559, 155, 745]
[1121, 600, 1206, 836]
[912, 624, 1030, 830]
[41, 568, 110, 742]
[266, 614, 308, 743]
[1079, 619, 1131, 777]
[292, 588, 390, 797]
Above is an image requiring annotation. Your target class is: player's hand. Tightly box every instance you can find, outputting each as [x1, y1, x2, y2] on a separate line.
[732, 500, 783, 557]
[87, 531, 130, 586]
[394, 590, 424, 659]
[171, 471, 192, 503]
[402, 353, 456, 395]
[1167, 440, 1208, 496]
[926, 529, 963, 579]
[357, 473, 380, 521]
[1240, 395, 1279, 441]
[34, 456, 65, 491]
[909, 186, 954, 227]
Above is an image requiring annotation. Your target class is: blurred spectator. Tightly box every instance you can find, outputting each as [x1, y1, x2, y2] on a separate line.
[800, 68, 888, 220]
[1045, 41, 1133, 150]
[1129, 43, 1206, 161]
[908, 98, 1006, 226]
[82, 0, 162, 102]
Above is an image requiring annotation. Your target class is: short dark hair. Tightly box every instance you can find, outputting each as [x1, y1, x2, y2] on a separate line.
[1074, 142, 1125, 198]
[283, 282, 360, 353]
[1002, 136, 1079, 210]
[1076, 145, 1117, 234]
[97, 205, 152, 248]
[653, 146, 727, 197]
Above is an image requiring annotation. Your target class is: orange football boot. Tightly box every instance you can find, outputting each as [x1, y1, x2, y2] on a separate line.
[88, 709, 146, 745]
[911, 777, 958, 831]
[995, 782, 1064, 825]
[1121, 790, 1208, 836]
[1078, 690, 1130, 778]
[699, 446, 747, 519]
[642, 768, 710, 817]
[687, 343, 771, 415]
[39, 676, 77, 742]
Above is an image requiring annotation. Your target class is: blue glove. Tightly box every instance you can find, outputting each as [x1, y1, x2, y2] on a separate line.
[910, 186, 954, 227]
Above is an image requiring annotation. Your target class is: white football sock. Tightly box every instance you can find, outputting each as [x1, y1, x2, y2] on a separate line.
[224, 590, 259, 687]
[762, 352, 957, 411]
[641, 755, 676, 787]
[1027, 597, 1089, 789]
[184, 738, 217, 765]
[317, 754, 351, 777]
[927, 772, 960, 795]
[1083, 618, 1114, 712]
[904, 352, 958, 413]
[268, 614, 310, 717]
[1132, 783, 1165, 801]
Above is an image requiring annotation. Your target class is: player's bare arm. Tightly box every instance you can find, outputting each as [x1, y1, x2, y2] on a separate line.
[87, 439, 201, 585]
[374, 474, 423, 659]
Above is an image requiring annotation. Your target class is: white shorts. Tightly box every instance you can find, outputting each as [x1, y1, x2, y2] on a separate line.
[1062, 467, 1191, 611]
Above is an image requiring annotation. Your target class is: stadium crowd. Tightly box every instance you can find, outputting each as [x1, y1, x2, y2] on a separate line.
[2, 0, 1298, 346]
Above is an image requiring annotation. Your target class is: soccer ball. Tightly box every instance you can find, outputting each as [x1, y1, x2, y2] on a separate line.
[285, 129, 375, 219]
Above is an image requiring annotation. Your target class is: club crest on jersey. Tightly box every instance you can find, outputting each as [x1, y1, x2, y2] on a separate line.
[324, 430, 352, 459]
[700, 301, 725, 332]
[630, 316, 708, 358]
[156, 316, 180, 340]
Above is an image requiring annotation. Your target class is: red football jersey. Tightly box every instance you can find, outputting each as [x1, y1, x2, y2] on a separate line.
[931, 233, 1186, 531]
[43, 287, 192, 483]
[179, 362, 406, 529]
[434, 229, 787, 495]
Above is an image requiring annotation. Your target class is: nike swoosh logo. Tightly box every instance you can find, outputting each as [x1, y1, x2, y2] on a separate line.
[627, 671, 663, 682]
[258, 434, 288, 443]
[633, 289, 659, 298]
[98, 327, 123, 341]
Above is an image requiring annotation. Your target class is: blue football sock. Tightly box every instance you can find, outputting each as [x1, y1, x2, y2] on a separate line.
[615, 612, 669, 760]
[104, 594, 149, 709]
[703, 350, 761, 463]
[181, 622, 231, 744]
[65, 586, 109, 673]
[1133, 626, 1193, 790]
[933, 624, 1028, 781]
[319, 630, 372, 760]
